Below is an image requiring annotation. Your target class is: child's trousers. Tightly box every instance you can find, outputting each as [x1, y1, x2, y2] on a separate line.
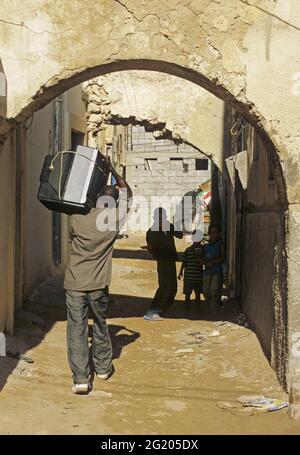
[202, 273, 222, 313]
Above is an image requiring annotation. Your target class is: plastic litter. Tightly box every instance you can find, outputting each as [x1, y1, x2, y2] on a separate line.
[236, 313, 249, 327]
[238, 395, 289, 412]
[217, 401, 256, 416]
[218, 396, 289, 416]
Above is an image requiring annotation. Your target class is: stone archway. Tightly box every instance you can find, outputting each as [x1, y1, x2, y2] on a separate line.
[1, 0, 300, 415]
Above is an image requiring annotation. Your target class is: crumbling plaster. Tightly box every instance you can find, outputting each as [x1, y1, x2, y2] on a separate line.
[1, 0, 300, 413]
[0, 0, 299, 202]
[83, 71, 225, 166]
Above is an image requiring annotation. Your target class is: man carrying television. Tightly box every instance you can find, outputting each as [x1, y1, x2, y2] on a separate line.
[64, 156, 132, 394]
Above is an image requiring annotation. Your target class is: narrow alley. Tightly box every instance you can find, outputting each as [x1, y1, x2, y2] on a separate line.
[0, 234, 299, 435]
[1, 0, 300, 438]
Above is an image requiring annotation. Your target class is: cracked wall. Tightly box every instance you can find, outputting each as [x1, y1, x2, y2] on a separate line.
[1, 0, 300, 412]
[0, 0, 299, 202]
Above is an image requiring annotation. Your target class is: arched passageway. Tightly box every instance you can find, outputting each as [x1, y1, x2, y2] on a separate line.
[0, 0, 300, 416]
[11, 65, 289, 395]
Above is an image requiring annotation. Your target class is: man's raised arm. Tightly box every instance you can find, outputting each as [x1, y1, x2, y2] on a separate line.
[103, 155, 133, 199]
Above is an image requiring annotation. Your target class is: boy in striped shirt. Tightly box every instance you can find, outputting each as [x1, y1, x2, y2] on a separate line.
[178, 239, 203, 305]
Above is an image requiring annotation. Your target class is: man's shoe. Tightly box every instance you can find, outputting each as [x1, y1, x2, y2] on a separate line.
[144, 312, 165, 321]
[72, 383, 91, 394]
[96, 365, 114, 380]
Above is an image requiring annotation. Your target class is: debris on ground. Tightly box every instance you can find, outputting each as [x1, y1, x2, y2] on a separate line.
[211, 336, 227, 344]
[13, 360, 34, 377]
[238, 395, 289, 412]
[236, 313, 249, 327]
[218, 396, 289, 416]
[215, 321, 231, 328]
[220, 368, 240, 379]
[186, 331, 207, 346]
[209, 329, 220, 337]
[7, 352, 34, 363]
[175, 348, 194, 354]
[217, 401, 256, 416]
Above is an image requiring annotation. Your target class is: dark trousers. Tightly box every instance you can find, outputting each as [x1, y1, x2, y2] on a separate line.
[202, 273, 222, 314]
[66, 289, 112, 384]
[183, 281, 202, 303]
[150, 259, 178, 313]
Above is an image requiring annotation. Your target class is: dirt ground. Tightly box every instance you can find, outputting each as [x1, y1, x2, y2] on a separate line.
[1, 234, 300, 435]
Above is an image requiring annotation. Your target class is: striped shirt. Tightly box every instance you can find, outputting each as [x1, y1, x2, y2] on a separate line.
[182, 246, 203, 283]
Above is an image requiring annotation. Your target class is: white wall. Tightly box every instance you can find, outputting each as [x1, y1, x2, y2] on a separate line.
[24, 87, 86, 298]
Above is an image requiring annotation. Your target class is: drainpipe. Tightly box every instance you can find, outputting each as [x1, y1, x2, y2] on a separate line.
[0, 57, 8, 137]
[52, 96, 63, 265]
[0, 57, 6, 120]
[210, 162, 222, 225]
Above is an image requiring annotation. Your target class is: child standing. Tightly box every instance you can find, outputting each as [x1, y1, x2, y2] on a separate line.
[202, 223, 224, 314]
[178, 240, 203, 305]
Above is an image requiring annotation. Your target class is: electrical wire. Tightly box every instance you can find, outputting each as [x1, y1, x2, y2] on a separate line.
[24, 113, 35, 130]
[49, 150, 107, 175]
[238, 0, 300, 32]
[119, 72, 135, 117]
[49, 150, 108, 200]
[129, 71, 140, 118]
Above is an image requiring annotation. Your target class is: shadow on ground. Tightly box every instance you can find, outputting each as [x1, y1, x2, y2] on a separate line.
[0, 275, 66, 393]
[113, 248, 155, 261]
[108, 292, 240, 322]
[113, 248, 184, 261]
[88, 323, 140, 361]
[0, 264, 240, 393]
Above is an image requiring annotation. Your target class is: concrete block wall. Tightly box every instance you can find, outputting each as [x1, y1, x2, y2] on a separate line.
[125, 125, 211, 229]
